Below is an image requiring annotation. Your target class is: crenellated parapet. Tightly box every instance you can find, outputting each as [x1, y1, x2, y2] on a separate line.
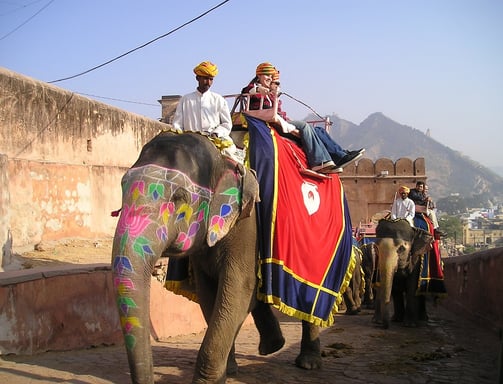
[340, 157, 427, 227]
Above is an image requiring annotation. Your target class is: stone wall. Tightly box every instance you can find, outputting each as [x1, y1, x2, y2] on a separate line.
[442, 248, 503, 331]
[1, 249, 500, 355]
[0, 264, 208, 355]
[0, 67, 166, 262]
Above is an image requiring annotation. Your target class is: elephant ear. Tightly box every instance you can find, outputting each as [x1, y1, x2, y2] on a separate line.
[206, 165, 259, 247]
[411, 227, 434, 256]
[405, 227, 434, 272]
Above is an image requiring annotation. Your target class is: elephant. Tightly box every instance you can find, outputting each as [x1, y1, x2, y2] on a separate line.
[111, 131, 322, 384]
[342, 244, 364, 315]
[359, 242, 378, 309]
[372, 218, 434, 329]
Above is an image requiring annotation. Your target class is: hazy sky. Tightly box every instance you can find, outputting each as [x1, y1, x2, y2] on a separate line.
[1, 0, 502, 168]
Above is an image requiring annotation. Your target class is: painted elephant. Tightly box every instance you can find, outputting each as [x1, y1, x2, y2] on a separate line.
[111, 131, 321, 384]
[373, 218, 433, 329]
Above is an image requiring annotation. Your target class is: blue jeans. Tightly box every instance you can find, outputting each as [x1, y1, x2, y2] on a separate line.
[289, 120, 332, 167]
[313, 126, 346, 163]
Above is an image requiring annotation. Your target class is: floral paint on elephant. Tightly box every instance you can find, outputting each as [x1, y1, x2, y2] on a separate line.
[112, 164, 241, 350]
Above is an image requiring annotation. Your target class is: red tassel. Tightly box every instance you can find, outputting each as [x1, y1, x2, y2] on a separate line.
[111, 208, 122, 217]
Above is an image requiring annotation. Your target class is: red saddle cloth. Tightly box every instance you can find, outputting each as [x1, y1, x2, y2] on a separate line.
[246, 116, 355, 327]
[414, 213, 447, 296]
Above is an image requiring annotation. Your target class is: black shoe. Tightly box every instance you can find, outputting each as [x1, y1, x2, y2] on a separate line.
[336, 148, 365, 168]
[345, 148, 365, 156]
[311, 160, 337, 173]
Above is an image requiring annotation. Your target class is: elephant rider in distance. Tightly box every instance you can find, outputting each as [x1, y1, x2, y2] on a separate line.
[409, 181, 445, 238]
[172, 61, 242, 163]
[390, 185, 415, 227]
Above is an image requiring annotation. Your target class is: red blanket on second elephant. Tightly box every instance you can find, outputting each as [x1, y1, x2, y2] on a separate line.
[414, 214, 447, 296]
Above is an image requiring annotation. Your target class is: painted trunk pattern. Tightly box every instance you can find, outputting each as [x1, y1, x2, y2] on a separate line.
[112, 164, 241, 350]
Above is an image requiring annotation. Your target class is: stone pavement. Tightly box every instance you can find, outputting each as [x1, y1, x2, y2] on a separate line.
[0, 302, 500, 384]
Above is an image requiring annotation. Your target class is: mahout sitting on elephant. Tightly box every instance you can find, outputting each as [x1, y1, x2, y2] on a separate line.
[373, 218, 434, 329]
[112, 131, 286, 384]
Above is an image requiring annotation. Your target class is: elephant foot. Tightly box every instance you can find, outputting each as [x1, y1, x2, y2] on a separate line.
[345, 307, 359, 316]
[258, 334, 285, 355]
[224, 345, 239, 376]
[403, 320, 419, 328]
[372, 315, 390, 329]
[226, 360, 238, 376]
[295, 349, 322, 370]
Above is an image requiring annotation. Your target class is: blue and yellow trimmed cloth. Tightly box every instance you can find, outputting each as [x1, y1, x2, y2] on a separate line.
[246, 116, 355, 327]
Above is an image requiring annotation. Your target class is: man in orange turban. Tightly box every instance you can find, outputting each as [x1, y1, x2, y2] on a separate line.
[173, 61, 241, 162]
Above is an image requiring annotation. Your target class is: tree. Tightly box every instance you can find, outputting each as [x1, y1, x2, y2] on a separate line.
[438, 215, 463, 242]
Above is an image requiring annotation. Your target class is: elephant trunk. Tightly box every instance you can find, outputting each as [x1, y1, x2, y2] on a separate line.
[112, 237, 159, 384]
[376, 238, 399, 329]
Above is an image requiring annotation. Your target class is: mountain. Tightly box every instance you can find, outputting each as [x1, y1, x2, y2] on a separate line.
[309, 112, 503, 204]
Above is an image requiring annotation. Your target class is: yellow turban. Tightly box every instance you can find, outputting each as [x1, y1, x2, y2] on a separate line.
[399, 186, 410, 193]
[193, 61, 218, 77]
[256, 62, 276, 76]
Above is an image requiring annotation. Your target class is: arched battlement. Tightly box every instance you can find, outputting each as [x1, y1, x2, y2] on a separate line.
[341, 157, 427, 226]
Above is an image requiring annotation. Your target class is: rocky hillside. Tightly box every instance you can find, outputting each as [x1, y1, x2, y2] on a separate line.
[312, 112, 503, 204]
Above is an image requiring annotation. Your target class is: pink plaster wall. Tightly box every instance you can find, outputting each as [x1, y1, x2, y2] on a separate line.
[0, 264, 209, 355]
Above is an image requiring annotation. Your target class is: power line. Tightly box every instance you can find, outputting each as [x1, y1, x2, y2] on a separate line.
[76, 92, 159, 107]
[0, 0, 46, 17]
[0, 0, 54, 41]
[48, 0, 231, 84]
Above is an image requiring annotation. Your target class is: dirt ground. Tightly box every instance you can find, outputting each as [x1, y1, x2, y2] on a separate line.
[12, 237, 114, 269]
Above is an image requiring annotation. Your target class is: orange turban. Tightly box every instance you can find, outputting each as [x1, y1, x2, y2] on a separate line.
[256, 62, 276, 75]
[399, 186, 410, 193]
[193, 61, 218, 77]
[272, 69, 280, 82]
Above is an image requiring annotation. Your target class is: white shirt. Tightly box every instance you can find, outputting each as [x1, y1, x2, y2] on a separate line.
[172, 90, 232, 138]
[391, 196, 415, 223]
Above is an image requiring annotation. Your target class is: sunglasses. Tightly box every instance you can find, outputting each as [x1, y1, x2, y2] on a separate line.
[273, 81, 280, 85]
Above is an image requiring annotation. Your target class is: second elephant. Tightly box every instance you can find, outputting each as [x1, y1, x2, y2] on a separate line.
[373, 218, 434, 329]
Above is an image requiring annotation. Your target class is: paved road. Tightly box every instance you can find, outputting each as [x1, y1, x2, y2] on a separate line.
[1, 302, 500, 383]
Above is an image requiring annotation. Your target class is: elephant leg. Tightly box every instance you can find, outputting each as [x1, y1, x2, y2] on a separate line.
[251, 301, 285, 355]
[363, 275, 375, 309]
[352, 263, 363, 311]
[403, 262, 422, 327]
[191, 237, 257, 382]
[417, 295, 428, 322]
[391, 274, 406, 322]
[343, 286, 359, 315]
[361, 244, 377, 309]
[295, 321, 322, 370]
[191, 265, 243, 382]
